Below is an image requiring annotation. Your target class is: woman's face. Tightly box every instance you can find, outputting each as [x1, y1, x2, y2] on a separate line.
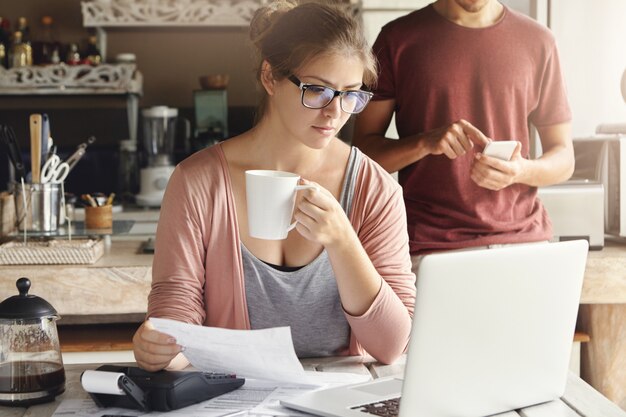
[268, 53, 366, 150]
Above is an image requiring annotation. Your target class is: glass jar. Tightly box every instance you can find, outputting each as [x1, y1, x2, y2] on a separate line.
[0, 278, 65, 406]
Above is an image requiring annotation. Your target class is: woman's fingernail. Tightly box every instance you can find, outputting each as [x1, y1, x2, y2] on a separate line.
[168, 337, 177, 344]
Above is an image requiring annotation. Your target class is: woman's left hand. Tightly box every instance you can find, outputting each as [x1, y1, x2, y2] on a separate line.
[293, 179, 354, 248]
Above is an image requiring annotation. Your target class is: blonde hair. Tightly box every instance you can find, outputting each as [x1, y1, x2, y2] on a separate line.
[249, 0, 377, 120]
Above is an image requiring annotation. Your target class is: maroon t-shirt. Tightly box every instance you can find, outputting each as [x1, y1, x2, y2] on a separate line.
[372, 5, 571, 254]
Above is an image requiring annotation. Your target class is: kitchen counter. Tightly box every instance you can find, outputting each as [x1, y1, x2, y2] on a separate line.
[1, 239, 626, 323]
[0, 239, 152, 324]
[582, 238, 626, 303]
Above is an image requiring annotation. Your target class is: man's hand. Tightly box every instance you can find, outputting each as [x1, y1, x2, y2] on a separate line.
[421, 119, 491, 159]
[471, 142, 524, 190]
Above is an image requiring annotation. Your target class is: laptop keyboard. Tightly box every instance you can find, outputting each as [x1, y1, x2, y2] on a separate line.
[351, 397, 400, 416]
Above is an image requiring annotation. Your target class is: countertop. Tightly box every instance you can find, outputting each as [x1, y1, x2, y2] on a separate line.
[582, 237, 626, 303]
[0, 239, 152, 324]
[1, 238, 626, 324]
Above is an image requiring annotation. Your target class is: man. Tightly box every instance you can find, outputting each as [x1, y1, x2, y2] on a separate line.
[353, 0, 574, 263]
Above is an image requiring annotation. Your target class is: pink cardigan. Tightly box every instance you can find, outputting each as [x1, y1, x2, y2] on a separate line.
[148, 144, 416, 364]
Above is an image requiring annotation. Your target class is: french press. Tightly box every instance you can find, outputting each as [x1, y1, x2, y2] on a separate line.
[0, 277, 65, 406]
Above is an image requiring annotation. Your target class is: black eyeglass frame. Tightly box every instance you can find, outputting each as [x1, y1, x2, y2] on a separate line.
[288, 75, 373, 114]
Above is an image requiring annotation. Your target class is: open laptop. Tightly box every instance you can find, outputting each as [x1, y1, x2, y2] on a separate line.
[282, 239, 589, 417]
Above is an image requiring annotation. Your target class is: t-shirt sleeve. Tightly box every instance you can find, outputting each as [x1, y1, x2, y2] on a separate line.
[529, 41, 572, 127]
[372, 26, 396, 101]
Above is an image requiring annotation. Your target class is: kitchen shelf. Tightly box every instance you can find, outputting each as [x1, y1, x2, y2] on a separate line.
[81, 0, 361, 28]
[0, 63, 142, 95]
[81, 0, 270, 27]
[0, 63, 142, 144]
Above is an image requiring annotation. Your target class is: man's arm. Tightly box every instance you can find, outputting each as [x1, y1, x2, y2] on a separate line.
[353, 99, 483, 173]
[469, 122, 574, 190]
[520, 122, 574, 186]
[353, 99, 421, 173]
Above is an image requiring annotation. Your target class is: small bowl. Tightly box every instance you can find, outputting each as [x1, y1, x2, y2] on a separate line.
[199, 74, 230, 90]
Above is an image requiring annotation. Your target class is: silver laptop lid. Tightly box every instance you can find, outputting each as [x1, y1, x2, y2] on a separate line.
[400, 240, 588, 417]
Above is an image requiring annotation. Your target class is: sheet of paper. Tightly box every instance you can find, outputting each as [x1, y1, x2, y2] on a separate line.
[51, 399, 143, 416]
[51, 398, 244, 417]
[149, 318, 308, 384]
[243, 372, 371, 416]
[52, 372, 371, 417]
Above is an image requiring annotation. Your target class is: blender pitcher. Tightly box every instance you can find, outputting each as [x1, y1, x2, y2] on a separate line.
[142, 106, 177, 168]
[136, 106, 189, 207]
[0, 277, 65, 406]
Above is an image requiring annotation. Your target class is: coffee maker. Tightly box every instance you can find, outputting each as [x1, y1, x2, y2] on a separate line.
[136, 106, 187, 207]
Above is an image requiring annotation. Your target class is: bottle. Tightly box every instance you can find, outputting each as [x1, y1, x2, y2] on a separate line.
[83, 35, 101, 65]
[0, 17, 10, 68]
[9, 31, 33, 68]
[66, 43, 80, 65]
[50, 47, 60, 64]
[16, 17, 30, 45]
[33, 16, 59, 65]
[0, 44, 6, 69]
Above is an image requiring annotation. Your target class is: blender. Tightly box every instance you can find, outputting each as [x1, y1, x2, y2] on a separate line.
[136, 106, 187, 207]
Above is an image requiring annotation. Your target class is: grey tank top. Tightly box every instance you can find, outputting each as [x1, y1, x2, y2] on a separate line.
[242, 147, 362, 358]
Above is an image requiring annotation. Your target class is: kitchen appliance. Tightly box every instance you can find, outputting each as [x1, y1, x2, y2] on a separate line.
[0, 277, 65, 406]
[571, 134, 626, 238]
[538, 180, 604, 250]
[193, 89, 228, 150]
[136, 106, 188, 207]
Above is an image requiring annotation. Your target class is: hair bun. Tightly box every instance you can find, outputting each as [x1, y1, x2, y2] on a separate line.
[249, 0, 297, 48]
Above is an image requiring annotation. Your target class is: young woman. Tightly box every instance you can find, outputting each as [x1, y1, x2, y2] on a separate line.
[133, 0, 416, 371]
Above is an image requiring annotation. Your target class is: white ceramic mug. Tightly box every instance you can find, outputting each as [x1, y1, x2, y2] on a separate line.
[245, 170, 317, 240]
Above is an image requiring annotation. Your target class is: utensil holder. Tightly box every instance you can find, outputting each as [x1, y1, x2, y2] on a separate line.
[13, 183, 62, 232]
[85, 205, 113, 230]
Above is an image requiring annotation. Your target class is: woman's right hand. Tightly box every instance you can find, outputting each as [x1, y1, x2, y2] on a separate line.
[132, 320, 182, 371]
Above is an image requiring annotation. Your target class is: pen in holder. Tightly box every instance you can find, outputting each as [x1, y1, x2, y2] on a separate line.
[13, 182, 62, 233]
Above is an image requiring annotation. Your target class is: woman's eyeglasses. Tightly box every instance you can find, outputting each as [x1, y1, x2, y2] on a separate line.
[288, 75, 373, 114]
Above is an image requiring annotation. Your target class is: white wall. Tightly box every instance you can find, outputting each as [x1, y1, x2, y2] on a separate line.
[550, 0, 626, 138]
[361, 0, 434, 140]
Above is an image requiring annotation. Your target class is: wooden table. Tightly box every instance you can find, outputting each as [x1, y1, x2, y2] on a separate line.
[1, 239, 626, 410]
[1, 357, 625, 417]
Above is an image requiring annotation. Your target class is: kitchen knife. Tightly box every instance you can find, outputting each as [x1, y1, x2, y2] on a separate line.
[30, 114, 42, 183]
[4, 125, 26, 180]
[41, 113, 50, 164]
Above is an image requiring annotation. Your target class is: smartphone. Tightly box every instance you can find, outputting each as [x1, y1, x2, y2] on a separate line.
[482, 140, 518, 161]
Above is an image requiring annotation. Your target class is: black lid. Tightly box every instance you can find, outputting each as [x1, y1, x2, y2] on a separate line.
[0, 277, 58, 319]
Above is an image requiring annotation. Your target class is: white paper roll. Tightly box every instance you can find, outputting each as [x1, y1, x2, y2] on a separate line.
[81, 370, 125, 395]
